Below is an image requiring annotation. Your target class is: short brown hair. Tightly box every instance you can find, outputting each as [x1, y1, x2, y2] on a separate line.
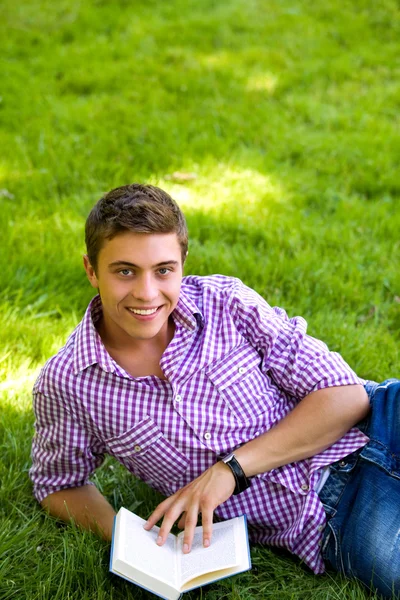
[85, 184, 188, 271]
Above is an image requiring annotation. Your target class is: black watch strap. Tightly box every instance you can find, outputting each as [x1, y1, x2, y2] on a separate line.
[221, 452, 251, 495]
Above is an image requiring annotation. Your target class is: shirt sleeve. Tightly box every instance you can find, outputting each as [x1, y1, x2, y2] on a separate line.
[30, 389, 105, 503]
[228, 279, 362, 399]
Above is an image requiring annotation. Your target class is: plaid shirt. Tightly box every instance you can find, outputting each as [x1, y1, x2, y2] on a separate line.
[30, 275, 368, 573]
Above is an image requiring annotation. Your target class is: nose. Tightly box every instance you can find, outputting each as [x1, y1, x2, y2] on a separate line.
[132, 273, 158, 303]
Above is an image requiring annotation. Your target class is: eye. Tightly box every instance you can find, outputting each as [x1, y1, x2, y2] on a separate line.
[158, 268, 170, 276]
[119, 268, 133, 276]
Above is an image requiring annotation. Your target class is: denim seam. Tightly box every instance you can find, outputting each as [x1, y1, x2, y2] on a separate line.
[376, 379, 398, 391]
[323, 521, 345, 575]
[320, 461, 361, 572]
[360, 439, 400, 480]
[360, 455, 400, 481]
[322, 466, 357, 514]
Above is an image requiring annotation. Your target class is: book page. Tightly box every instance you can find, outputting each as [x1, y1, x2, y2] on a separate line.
[118, 509, 178, 588]
[178, 520, 238, 586]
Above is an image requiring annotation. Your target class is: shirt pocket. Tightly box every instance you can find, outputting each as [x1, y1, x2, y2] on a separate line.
[105, 417, 190, 491]
[206, 343, 276, 422]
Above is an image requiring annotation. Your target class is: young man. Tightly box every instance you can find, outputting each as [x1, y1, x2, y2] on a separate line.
[30, 184, 400, 598]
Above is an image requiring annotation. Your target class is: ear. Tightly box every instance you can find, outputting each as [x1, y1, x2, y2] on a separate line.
[83, 255, 99, 289]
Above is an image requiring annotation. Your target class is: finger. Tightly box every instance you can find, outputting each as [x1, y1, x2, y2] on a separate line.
[201, 507, 214, 548]
[182, 505, 200, 553]
[144, 495, 177, 531]
[157, 502, 188, 545]
[177, 512, 186, 530]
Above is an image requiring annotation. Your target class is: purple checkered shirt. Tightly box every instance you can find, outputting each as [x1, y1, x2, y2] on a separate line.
[30, 275, 369, 573]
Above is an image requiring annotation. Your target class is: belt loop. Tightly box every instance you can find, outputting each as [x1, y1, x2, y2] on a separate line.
[364, 380, 379, 403]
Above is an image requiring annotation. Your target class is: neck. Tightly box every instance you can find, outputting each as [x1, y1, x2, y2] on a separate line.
[97, 315, 175, 355]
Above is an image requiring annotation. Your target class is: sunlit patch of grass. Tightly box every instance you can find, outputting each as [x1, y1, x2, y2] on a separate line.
[245, 72, 278, 93]
[159, 163, 286, 213]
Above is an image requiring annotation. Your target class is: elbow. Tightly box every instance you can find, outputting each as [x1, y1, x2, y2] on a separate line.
[39, 488, 74, 516]
[39, 492, 58, 516]
[39, 495, 51, 511]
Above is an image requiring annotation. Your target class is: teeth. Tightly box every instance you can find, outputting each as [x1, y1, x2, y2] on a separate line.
[128, 307, 158, 315]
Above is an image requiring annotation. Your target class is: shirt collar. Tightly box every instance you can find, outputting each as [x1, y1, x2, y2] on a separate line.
[73, 291, 203, 374]
[172, 287, 203, 331]
[73, 295, 116, 374]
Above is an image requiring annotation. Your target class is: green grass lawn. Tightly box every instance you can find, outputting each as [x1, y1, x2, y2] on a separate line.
[1, 0, 399, 597]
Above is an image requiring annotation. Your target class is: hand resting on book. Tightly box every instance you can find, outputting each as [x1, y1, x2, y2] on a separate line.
[144, 461, 236, 554]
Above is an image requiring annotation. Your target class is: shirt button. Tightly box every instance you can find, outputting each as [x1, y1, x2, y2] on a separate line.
[134, 445, 142, 453]
[204, 432, 211, 440]
[339, 461, 346, 467]
[318, 525, 325, 532]
[175, 394, 182, 403]
[301, 484, 309, 491]
[238, 367, 246, 375]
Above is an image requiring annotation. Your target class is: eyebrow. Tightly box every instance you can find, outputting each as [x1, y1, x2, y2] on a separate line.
[108, 260, 180, 269]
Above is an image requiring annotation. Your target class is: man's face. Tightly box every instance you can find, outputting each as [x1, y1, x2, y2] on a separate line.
[83, 231, 183, 348]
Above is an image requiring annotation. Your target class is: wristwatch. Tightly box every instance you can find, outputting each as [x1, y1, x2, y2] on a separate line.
[221, 452, 251, 495]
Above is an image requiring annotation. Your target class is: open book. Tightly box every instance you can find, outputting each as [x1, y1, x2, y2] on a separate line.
[110, 507, 251, 600]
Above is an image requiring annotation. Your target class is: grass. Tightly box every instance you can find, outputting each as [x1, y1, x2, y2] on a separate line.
[1, 0, 399, 597]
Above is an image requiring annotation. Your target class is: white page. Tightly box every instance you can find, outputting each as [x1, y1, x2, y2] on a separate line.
[178, 520, 238, 586]
[118, 509, 178, 588]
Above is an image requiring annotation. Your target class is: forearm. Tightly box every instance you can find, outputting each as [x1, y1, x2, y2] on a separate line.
[235, 384, 370, 477]
[146, 385, 370, 551]
[40, 484, 116, 541]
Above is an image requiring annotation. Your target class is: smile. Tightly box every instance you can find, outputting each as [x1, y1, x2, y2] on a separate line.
[127, 307, 159, 315]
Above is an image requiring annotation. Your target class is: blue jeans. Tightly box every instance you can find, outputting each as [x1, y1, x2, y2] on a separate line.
[319, 380, 400, 598]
